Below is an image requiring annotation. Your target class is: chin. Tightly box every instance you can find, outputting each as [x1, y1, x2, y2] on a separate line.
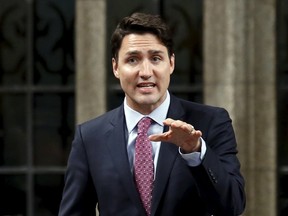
[138, 97, 161, 106]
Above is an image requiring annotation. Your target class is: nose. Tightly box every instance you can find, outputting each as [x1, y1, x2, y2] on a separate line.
[139, 59, 152, 79]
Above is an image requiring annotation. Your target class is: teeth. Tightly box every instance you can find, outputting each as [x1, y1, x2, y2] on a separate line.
[139, 83, 154, 87]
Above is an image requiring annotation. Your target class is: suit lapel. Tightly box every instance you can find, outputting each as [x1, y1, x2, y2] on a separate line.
[106, 106, 146, 215]
[105, 96, 185, 216]
[151, 96, 185, 216]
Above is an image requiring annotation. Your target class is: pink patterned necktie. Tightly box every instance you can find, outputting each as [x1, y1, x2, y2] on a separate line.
[134, 117, 154, 216]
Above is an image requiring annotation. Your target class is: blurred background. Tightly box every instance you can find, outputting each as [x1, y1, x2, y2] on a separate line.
[0, 0, 287, 215]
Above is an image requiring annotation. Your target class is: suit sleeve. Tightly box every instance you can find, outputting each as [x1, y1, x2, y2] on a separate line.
[191, 108, 246, 216]
[58, 125, 97, 216]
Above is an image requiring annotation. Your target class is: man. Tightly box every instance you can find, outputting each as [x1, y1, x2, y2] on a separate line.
[59, 12, 246, 216]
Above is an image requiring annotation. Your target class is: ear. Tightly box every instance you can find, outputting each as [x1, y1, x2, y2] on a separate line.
[169, 53, 175, 75]
[112, 58, 120, 78]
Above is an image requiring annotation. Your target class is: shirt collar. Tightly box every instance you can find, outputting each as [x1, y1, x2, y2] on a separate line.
[124, 91, 170, 133]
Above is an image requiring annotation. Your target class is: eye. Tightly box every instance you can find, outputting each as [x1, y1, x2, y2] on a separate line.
[127, 57, 138, 65]
[151, 56, 161, 63]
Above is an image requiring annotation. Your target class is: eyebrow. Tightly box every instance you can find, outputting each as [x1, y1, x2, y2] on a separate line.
[125, 50, 165, 56]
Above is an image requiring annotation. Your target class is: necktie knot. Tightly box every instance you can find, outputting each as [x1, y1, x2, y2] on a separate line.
[137, 117, 152, 135]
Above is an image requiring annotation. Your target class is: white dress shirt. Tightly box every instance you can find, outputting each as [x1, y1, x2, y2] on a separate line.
[124, 91, 207, 177]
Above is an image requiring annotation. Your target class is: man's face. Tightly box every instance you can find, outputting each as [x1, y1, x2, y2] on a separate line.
[112, 33, 175, 114]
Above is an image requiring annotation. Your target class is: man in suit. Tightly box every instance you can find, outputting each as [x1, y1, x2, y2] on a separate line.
[59, 12, 246, 216]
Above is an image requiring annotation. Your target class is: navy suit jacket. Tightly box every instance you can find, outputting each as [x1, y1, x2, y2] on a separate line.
[59, 95, 245, 216]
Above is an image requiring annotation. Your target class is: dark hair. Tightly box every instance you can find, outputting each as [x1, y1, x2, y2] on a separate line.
[111, 12, 174, 61]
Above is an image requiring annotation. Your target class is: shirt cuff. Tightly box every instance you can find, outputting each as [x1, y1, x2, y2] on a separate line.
[179, 138, 207, 167]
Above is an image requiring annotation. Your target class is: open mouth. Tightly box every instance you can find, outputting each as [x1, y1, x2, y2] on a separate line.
[137, 83, 156, 88]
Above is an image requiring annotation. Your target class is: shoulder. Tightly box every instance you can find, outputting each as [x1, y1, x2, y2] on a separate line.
[169, 95, 232, 129]
[172, 95, 228, 115]
[77, 105, 124, 134]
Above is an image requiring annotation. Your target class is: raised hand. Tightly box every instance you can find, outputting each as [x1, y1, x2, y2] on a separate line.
[149, 118, 202, 153]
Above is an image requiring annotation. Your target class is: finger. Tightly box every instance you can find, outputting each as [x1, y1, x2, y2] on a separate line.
[194, 130, 202, 137]
[189, 125, 196, 134]
[149, 133, 170, 142]
[163, 118, 175, 126]
[190, 125, 194, 131]
[190, 130, 202, 139]
[180, 123, 194, 133]
[171, 120, 186, 127]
